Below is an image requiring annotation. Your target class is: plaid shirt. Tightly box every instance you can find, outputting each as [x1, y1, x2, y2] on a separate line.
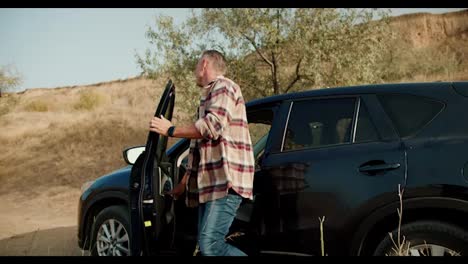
[185, 76, 255, 207]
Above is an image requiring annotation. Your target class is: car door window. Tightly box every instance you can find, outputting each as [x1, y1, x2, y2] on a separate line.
[248, 107, 276, 167]
[355, 100, 380, 143]
[282, 98, 356, 151]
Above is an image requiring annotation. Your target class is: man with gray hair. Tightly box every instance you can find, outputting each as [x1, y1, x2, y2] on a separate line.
[149, 50, 255, 256]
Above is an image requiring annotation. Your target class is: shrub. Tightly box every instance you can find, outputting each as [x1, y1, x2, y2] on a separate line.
[74, 90, 104, 111]
[24, 100, 49, 112]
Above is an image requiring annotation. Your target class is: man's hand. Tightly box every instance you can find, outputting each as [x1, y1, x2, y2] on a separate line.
[166, 181, 186, 200]
[149, 115, 172, 136]
[165, 172, 189, 200]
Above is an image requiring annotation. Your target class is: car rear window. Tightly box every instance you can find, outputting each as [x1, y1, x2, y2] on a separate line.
[377, 94, 444, 138]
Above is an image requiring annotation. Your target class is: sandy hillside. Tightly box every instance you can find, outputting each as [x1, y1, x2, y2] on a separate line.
[0, 9, 467, 256]
[388, 10, 468, 49]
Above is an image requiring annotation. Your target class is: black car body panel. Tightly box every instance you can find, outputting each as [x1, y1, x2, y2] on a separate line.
[77, 137, 190, 250]
[77, 166, 131, 248]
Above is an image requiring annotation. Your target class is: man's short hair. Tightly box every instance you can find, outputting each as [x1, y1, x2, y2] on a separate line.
[202, 50, 227, 75]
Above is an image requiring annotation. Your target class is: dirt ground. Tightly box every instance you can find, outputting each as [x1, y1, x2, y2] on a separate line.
[0, 186, 88, 256]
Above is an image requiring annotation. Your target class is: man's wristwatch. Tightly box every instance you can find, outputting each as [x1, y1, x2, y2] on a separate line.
[167, 126, 176, 137]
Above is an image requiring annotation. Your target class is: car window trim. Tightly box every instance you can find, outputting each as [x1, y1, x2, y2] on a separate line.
[280, 101, 294, 152]
[351, 97, 361, 143]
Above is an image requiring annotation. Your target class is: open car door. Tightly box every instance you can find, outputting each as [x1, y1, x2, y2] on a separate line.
[129, 80, 175, 256]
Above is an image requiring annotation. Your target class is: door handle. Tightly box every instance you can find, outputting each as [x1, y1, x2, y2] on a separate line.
[359, 163, 400, 174]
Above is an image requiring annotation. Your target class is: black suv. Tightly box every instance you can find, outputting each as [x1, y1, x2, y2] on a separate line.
[77, 81, 468, 256]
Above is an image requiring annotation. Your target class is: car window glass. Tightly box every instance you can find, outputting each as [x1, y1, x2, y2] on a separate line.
[283, 98, 356, 151]
[377, 94, 444, 138]
[249, 123, 271, 149]
[355, 100, 380, 143]
[248, 108, 275, 158]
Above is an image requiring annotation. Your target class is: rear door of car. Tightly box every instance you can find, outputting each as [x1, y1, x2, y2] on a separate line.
[129, 80, 175, 256]
[256, 94, 406, 255]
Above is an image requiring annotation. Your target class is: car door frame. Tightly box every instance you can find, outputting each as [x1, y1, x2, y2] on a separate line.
[129, 80, 175, 256]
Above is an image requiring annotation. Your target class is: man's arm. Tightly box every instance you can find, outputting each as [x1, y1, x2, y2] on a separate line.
[149, 115, 203, 139]
[150, 82, 236, 140]
[194, 85, 236, 140]
[167, 171, 190, 199]
[171, 124, 203, 139]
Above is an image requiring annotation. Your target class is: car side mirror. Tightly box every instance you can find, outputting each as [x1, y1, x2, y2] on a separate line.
[123, 146, 145, 165]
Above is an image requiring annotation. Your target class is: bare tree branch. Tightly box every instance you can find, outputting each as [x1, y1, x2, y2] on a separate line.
[242, 33, 274, 68]
[285, 57, 303, 93]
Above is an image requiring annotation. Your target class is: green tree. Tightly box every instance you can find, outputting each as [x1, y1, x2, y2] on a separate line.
[0, 65, 22, 97]
[137, 8, 392, 115]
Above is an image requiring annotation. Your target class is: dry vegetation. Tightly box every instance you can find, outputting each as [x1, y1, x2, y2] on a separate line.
[0, 75, 194, 240]
[0, 10, 467, 244]
[0, 76, 190, 197]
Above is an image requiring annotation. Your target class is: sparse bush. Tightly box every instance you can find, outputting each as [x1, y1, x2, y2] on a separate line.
[0, 65, 22, 97]
[24, 100, 49, 112]
[74, 90, 104, 111]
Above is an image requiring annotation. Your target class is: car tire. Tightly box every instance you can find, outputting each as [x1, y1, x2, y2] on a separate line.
[373, 220, 468, 256]
[90, 205, 131, 256]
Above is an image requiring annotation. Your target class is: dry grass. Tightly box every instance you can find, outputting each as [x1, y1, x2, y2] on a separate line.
[0, 76, 189, 196]
[0, 95, 19, 116]
[387, 184, 411, 256]
[397, 70, 468, 83]
[319, 216, 326, 256]
[24, 100, 49, 112]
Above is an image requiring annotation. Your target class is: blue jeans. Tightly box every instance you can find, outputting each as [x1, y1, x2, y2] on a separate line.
[197, 193, 246, 256]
